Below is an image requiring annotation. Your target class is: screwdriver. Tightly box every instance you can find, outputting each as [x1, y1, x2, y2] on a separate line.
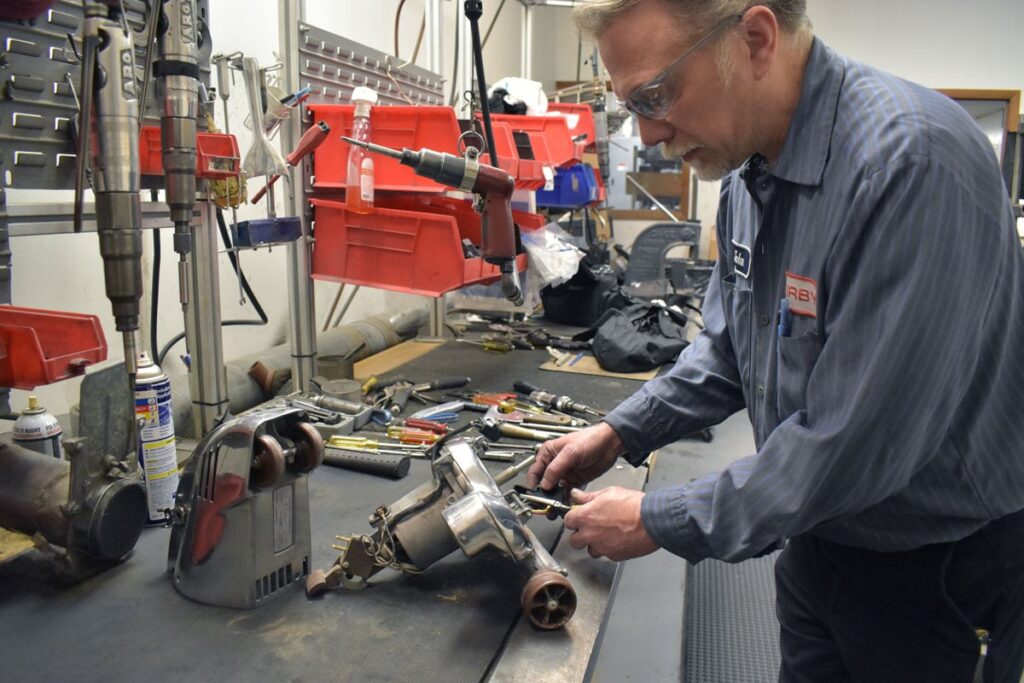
[513, 380, 606, 418]
[385, 426, 440, 444]
[456, 338, 514, 353]
[401, 418, 449, 434]
[327, 435, 428, 453]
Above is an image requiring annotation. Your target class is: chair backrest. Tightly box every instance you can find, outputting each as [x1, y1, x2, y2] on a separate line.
[623, 222, 702, 285]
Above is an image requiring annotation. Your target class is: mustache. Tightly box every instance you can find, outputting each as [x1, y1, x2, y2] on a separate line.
[662, 141, 696, 158]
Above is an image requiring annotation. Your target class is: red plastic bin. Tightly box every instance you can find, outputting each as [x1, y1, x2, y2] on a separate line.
[0, 305, 108, 390]
[309, 105, 463, 192]
[547, 103, 598, 151]
[139, 127, 241, 179]
[485, 114, 580, 168]
[311, 198, 529, 297]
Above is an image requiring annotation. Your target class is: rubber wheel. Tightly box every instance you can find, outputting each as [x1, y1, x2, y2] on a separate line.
[290, 421, 325, 473]
[252, 434, 285, 488]
[521, 569, 577, 630]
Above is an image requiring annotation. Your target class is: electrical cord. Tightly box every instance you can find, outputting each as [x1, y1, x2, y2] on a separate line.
[154, 209, 269, 366]
[150, 227, 161, 361]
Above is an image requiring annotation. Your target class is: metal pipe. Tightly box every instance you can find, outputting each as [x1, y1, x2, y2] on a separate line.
[182, 199, 228, 436]
[494, 454, 536, 487]
[279, 0, 318, 393]
[424, 0, 444, 74]
[520, 4, 532, 81]
[626, 174, 680, 222]
[169, 309, 428, 437]
[0, 439, 72, 548]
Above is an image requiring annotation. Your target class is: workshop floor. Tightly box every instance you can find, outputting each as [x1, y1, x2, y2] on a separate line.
[587, 411, 774, 683]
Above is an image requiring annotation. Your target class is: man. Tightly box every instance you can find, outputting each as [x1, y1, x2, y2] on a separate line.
[527, 1, 1024, 681]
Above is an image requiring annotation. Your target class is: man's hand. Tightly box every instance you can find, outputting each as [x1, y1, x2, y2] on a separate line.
[563, 487, 659, 561]
[526, 422, 624, 491]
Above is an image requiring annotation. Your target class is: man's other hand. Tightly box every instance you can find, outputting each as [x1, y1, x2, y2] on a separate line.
[526, 422, 624, 491]
[563, 487, 659, 562]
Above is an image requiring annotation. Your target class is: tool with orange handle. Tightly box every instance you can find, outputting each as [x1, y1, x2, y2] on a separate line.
[251, 120, 331, 204]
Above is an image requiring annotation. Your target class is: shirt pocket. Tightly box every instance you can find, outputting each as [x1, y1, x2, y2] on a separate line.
[720, 273, 753, 378]
[776, 332, 823, 418]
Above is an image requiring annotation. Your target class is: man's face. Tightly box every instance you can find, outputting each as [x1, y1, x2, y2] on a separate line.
[599, 1, 757, 180]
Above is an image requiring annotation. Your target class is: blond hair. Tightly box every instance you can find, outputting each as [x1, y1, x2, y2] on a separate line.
[575, 0, 812, 40]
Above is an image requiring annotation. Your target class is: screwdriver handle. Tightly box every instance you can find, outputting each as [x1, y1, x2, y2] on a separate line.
[323, 447, 410, 479]
[286, 120, 330, 165]
[514, 380, 541, 395]
[418, 376, 472, 392]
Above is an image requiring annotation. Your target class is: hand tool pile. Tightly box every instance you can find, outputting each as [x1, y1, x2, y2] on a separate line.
[303, 373, 606, 482]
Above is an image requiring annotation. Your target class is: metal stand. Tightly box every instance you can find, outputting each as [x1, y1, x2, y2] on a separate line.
[279, 0, 317, 393]
[182, 197, 228, 435]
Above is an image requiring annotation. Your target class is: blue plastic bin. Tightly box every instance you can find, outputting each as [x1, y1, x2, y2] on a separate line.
[535, 163, 599, 208]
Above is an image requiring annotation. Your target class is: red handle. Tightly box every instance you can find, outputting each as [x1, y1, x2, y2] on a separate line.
[252, 122, 330, 204]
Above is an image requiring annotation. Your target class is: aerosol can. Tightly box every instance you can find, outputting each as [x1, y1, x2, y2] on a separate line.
[135, 353, 179, 525]
[12, 395, 63, 458]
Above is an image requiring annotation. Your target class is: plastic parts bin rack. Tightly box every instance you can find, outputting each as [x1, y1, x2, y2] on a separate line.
[0, 305, 108, 389]
[310, 198, 533, 297]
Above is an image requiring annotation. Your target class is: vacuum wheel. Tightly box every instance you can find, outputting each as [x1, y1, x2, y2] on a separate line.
[290, 421, 325, 473]
[252, 434, 285, 487]
[521, 569, 577, 630]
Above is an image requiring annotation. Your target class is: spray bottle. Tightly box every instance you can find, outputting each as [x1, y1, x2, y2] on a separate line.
[346, 86, 378, 214]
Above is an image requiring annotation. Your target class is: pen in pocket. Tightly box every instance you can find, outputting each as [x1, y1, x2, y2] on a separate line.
[778, 297, 792, 338]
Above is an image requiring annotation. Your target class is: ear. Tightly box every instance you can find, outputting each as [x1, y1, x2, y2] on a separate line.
[740, 5, 779, 80]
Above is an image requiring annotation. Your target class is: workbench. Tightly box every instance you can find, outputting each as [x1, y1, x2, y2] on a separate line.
[0, 340, 652, 683]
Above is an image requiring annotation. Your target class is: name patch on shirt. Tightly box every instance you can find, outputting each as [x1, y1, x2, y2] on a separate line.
[785, 272, 817, 317]
[732, 240, 751, 279]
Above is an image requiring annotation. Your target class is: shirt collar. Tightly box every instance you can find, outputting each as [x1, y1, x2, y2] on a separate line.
[768, 37, 846, 187]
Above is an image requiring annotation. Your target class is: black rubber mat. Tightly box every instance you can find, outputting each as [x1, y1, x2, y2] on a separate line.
[684, 552, 782, 683]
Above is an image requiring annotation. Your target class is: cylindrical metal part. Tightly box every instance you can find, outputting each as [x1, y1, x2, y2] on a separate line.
[135, 353, 179, 524]
[392, 494, 459, 570]
[12, 395, 63, 458]
[91, 17, 143, 350]
[493, 454, 536, 487]
[182, 202, 228, 436]
[0, 436, 146, 560]
[0, 438, 72, 546]
[323, 448, 410, 479]
[95, 192, 143, 331]
[168, 309, 426, 437]
[156, 0, 200, 227]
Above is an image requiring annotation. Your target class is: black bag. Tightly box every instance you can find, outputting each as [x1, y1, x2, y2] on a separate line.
[575, 301, 690, 373]
[541, 263, 619, 327]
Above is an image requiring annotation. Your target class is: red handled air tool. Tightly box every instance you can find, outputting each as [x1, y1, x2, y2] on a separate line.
[341, 138, 523, 305]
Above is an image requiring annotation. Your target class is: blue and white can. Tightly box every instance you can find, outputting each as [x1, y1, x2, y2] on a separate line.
[135, 352, 179, 525]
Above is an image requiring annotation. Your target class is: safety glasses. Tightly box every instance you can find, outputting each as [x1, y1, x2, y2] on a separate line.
[619, 13, 743, 120]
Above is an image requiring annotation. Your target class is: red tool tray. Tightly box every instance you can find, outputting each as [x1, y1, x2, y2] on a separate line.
[139, 127, 241, 179]
[466, 120, 545, 191]
[0, 305, 108, 390]
[547, 103, 598, 152]
[311, 197, 531, 297]
[485, 114, 580, 168]
[309, 104, 464, 193]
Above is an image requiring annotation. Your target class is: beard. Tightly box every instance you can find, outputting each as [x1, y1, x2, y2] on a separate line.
[662, 141, 739, 181]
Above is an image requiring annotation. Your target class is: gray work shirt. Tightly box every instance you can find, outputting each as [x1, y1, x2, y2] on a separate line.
[604, 38, 1024, 563]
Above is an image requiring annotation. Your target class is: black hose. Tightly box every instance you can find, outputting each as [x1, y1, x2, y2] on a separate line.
[151, 227, 161, 362]
[155, 210, 269, 366]
[465, 1, 499, 169]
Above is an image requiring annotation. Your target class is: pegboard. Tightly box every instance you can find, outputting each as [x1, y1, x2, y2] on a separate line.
[0, 0, 212, 191]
